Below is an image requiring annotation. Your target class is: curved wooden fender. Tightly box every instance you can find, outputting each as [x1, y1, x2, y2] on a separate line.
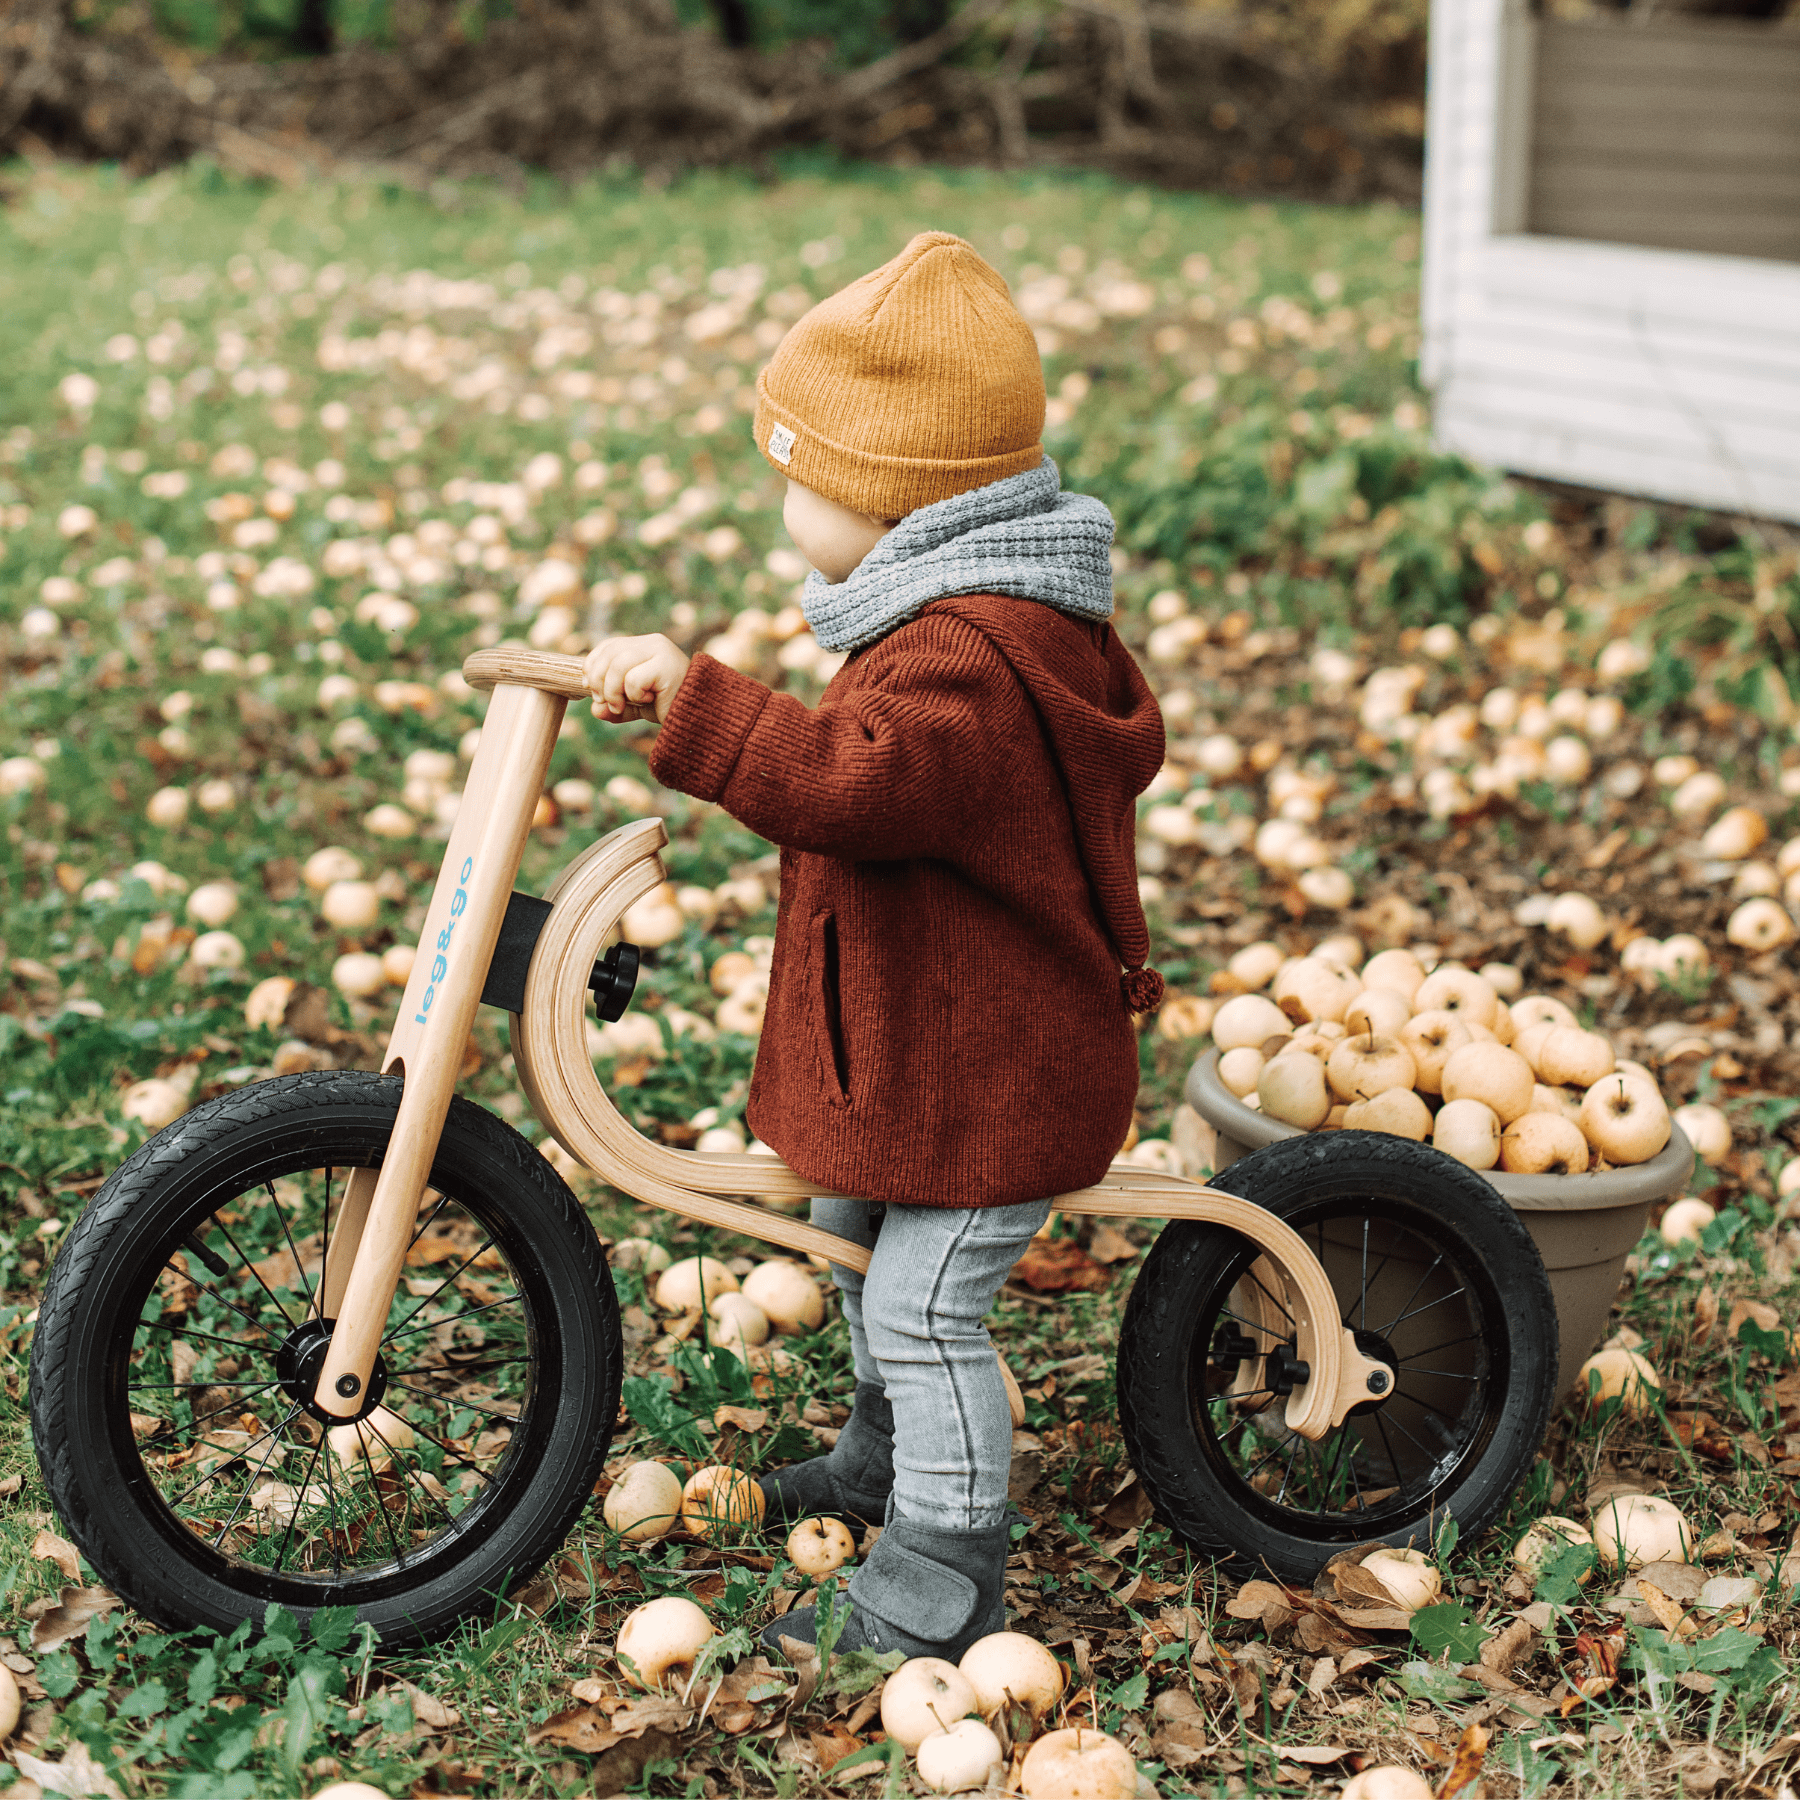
[515, 818, 1387, 1438]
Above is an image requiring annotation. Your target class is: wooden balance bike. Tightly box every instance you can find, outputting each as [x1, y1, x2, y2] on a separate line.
[30, 649, 1560, 1648]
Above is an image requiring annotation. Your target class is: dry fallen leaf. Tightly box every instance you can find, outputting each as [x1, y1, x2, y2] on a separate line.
[713, 1404, 768, 1433]
[1087, 1222, 1139, 1263]
[587, 1726, 681, 1793]
[1480, 1616, 1537, 1678]
[527, 1705, 625, 1754]
[1099, 1471, 1154, 1532]
[1635, 1580, 1699, 1642]
[31, 1586, 120, 1653]
[14, 1741, 125, 1799]
[1011, 1238, 1111, 1293]
[612, 1694, 699, 1735]
[1728, 1298, 1783, 1340]
[569, 1675, 627, 1706]
[30, 1531, 79, 1583]
[807, 1722, 863, 1769]
[1334, 1559, 1406, 1609]
[401, 1680, 462, 1730]
[1439, 1719, 1490, 1798]
[697, 1654, 789, 1732]
[1224, 1579, 1290, 1621]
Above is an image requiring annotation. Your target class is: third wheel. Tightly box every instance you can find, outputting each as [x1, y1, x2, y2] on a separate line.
[1117, 1130, 1559, 1580]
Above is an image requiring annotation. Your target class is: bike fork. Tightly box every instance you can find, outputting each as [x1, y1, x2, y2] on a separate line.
[315, 681, 566, 1418]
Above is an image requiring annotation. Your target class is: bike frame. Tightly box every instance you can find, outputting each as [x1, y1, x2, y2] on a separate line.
[313, 649, 1390, 1439]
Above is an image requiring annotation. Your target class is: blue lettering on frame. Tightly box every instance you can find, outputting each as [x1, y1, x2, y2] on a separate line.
[415, 855, 477, 1024]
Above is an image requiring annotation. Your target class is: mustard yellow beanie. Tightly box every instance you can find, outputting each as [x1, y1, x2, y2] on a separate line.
[753, 231, 1046, 521]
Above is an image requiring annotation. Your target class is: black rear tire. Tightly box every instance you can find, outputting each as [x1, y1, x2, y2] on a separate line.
[29, 1070, 622, 1648]
[1116, 1131, 1558, 1581]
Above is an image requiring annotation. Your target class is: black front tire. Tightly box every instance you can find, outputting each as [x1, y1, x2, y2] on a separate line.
[1116, 1131, 1558, 1581]
[29, 1070, 622, 1648]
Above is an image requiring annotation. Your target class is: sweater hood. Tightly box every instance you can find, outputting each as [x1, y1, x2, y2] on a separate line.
[914, 592, 1165, 975]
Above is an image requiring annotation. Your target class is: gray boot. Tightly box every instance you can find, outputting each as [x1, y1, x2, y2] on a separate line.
[758, 1381, 893, 1530]
[760, 1514, 1010, 1664]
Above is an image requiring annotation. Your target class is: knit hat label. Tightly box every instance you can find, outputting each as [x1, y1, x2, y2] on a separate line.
[768, 422, 796, 466]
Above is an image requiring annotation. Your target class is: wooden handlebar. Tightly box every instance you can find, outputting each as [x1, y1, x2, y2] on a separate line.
[464, 647, 592, 697]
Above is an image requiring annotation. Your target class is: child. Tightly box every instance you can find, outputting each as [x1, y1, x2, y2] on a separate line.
[583, 231, 1166, 1663]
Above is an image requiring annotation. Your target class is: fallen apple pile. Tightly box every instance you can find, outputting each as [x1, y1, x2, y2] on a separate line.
[1201, 939, 1693, 1175]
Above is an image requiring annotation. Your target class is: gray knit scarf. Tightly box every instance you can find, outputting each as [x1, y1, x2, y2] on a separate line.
[799, 457, 1116, 655]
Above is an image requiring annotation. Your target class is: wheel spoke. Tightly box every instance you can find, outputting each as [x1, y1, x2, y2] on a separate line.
[387, 1381, 520, 1425]
[362, 1411, 451, 1539]
[1399, 1332, 1481, 1363]
[406, 1193, 454, 1257]
[1243, 1267, 1296, 1329]
[168, 1404, 304, 1513]
[402, 1416, 504, 1479]
[1356, 1215, 1369, 1329]
[1383, 1410, 1445, 1472]
[380, 1292, 518, 1347]
[1373, 1411, 1405, 1488]
[209, 1453, 271, 1550]
[318, 1423, 345, 1575]
[1217, 1306, 1284, 1341]
[1274, 1437, 1303, 1503]
[273, 1435, 328, 1574]
[179, 1268, 287, 1344]
[267, 1180, 321, 1325]
[386, 1357, 531, 1379]
[1343, 1432, 1367, 1512]
[138, 1383, 281, 1452]
[321, 1166, 334, 1302]
[1394, 1386, 1470, 1430]
[1375, 1252, 1445, 1339]
[202, 1213, 299, 1330]
[1381, 1286, 1469, 1335]
[380, 1237, 500, 1343]
[129, 1379, 268, 1391]
[137, 1319, 268, 1356]
[361, 1436, 411, 1570]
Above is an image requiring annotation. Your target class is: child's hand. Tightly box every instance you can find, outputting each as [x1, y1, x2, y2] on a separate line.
[584, 634, 691, 726]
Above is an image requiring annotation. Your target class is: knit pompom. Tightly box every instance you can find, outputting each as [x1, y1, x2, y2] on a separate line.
[1122, 966, 1165, 1014]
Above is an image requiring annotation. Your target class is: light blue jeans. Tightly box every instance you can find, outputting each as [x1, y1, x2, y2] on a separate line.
[812, 1193, 1053, 1532]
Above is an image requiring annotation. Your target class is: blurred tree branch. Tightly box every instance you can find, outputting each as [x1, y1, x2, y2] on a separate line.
[2, 0, 1433, 202]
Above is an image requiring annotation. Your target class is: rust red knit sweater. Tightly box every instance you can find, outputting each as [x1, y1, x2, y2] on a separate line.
[645, 593, 1166, 1208]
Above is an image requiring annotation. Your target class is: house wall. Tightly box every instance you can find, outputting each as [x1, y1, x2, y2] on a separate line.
[1420, 0, 1800, 524]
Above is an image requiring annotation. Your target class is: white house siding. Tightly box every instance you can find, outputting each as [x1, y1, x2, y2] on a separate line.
[1421, 0, 1800, 525]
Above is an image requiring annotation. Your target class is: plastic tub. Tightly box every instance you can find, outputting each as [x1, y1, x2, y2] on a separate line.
[1184, 1050, 1696, 1399]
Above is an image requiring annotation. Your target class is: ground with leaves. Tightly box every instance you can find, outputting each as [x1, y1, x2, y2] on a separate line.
[1, 157, 1799, 1799]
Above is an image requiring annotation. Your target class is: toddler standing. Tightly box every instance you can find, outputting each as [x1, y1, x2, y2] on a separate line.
[584, 231, 1166, 1662]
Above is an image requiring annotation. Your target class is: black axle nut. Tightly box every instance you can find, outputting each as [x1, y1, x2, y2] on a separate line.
[335, 1374, 361, 1398]
[1367, 1369, 1390, 1395]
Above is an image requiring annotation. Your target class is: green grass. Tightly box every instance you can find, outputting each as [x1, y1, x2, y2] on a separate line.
[1, 153, 1798, 1798]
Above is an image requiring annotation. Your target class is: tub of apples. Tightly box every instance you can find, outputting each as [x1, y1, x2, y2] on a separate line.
[1184, 939, 1695, 1399]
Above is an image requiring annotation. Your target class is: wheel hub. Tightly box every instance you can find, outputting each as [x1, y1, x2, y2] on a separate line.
[275, 1317, 390, 1425]
[1265, 1340, 1312, 1396]
[1210, 1324, 1259, 1371]
[1348, 1326, 1398, 1414]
